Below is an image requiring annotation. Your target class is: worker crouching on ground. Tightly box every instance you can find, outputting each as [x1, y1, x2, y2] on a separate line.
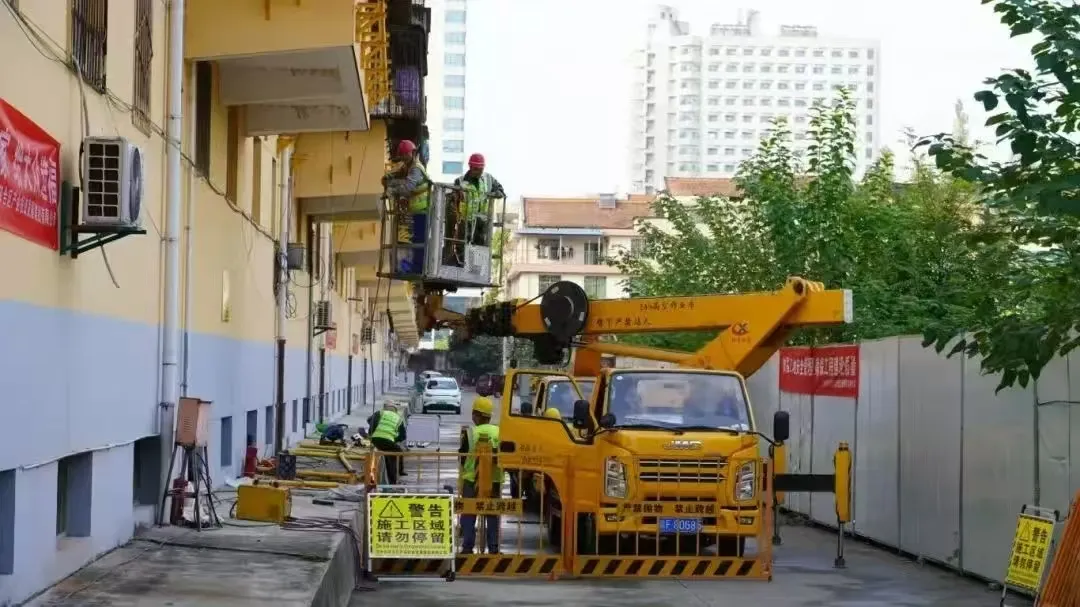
[383, 140, 431, 274]
[459, 396, 502, 554]
[453, 153, 505, 246]
[368, 400, 408, 485]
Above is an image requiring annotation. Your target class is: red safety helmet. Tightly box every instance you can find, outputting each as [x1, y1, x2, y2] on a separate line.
[468, 153, 485, 169]
[396, 140, 417, 157]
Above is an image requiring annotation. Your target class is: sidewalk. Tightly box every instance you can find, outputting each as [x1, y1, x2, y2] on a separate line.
[29, 383, 415, 607]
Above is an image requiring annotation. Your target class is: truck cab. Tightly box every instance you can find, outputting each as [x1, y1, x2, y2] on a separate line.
[500, 367, 776, 556]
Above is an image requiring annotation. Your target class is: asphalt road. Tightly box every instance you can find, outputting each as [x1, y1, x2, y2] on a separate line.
[355, 388, 1022, 607]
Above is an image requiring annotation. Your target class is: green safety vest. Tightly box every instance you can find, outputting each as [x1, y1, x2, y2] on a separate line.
[408, 163, 432, 214]
[462, 174, 495, 216]
[371, 410, 403, 442]
[462, 423, 501, 484]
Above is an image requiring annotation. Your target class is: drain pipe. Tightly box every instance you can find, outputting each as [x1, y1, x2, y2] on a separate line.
[180, 62, 196, 398]
[273, 140, 294, 455]
[157, 0, 185, 526]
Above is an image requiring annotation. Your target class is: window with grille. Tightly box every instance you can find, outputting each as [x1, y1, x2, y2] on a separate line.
[584, 242, 604, 265]
[584, 276, 606, 299]
[71, 0, 108, 92]
[538, 275, 561, 293]
[132, 0, 153, 134]
[536, 238, 560, 260]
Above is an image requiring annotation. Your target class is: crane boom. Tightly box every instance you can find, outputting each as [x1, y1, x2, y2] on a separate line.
[423, 277, 852, 378]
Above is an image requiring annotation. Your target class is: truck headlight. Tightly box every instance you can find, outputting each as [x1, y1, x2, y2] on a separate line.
[605, 457, 628, 499]
[734, 462, 755, 502]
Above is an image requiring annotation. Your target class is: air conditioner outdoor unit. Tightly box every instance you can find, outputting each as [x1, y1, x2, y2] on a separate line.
[314, 300, 333, 328]
[80, 136, 144, 228]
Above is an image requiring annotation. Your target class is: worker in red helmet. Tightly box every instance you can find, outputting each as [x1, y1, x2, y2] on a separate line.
[453, 153, 505, 247]
[383, 139, 431, 273]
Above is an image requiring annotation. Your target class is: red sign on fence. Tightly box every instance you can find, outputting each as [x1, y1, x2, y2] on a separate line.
[779, 344, 860, 399]
[0, 99, 60, 250]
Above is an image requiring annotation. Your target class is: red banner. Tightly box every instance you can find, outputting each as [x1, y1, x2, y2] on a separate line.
[0, 99, 60, 250]
[779, 344, 860, 399]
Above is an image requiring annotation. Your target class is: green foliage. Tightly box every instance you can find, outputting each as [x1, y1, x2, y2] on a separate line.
[916, 0, 1080, 390]
[448, 335, 503, 378]
[483, 229, 512, 305]
[611, 89, 989, 362]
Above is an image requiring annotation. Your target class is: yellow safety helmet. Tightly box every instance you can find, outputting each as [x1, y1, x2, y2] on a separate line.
[472, 396, 494, 416]
[543, 408, 563, 420]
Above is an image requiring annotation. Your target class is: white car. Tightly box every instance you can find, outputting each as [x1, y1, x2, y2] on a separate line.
[421, 376, 462, 415]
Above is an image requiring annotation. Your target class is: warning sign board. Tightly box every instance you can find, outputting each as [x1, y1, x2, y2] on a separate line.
[368, 493, 454, 559]
[1004, 512, 1056, 592]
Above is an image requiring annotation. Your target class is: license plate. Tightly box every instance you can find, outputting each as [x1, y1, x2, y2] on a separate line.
[659, 518, 701, 534]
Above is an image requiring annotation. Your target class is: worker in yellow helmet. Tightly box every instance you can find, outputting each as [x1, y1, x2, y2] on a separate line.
[458, 396, 501, 554]
[543, 407, 564, 421]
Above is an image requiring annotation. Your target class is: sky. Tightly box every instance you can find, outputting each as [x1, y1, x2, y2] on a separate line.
[462, 0, 1037, 199]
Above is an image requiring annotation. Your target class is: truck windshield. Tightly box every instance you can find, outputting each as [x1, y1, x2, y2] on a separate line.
[544, 380, 595, 417]
[606, 372, 751, 431]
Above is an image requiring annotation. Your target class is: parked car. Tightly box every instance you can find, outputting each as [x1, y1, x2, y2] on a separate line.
[475, 373, 504, 397]
[420, 376, 462, 415]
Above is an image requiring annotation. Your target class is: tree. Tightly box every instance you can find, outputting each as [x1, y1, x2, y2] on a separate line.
[917, 0, 1080, 390]
[612, 89, 988, 355]
[448, 335, 503, 378]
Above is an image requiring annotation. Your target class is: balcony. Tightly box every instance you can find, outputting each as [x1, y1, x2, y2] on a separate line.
[293, 123, 388, 220]
[332, 222, 420, 345]
[185, 0, 393, 135]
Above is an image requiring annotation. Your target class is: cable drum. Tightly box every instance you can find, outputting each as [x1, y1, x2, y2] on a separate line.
[540, 281, 590, 343]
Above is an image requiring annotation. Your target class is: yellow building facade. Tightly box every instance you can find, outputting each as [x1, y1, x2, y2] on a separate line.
[0, 1, 422, 602]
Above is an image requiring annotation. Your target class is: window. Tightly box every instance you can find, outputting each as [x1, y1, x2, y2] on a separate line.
[724, 98, 735, 106]
[225, 107, 240, 202]
[442, 161, 463, 175]
[742, 48, 754, 56]
[0, 469, 13, 575]
[444, 96, 465, 110]
[831, 65, 842, 75]
[445, 31, 466, 45]
[726, 48, 737, 56]
[584, 241, 604, 265]
[867, 49, 876, 59]
[132, 0, 153, 134]
[444, 74, 465, 88]
[291, 400, 298, 433]
[630, 238, 644, 255]
[265, 405, 274, 446]
[866, 115, 873, 125]
[443, 118, 464, 131]
[831, 49, 843, 58]
[812, 65, 824, 75]
[246, 410, 258, 447]
[193, 61, 213, 176]
[778, 48, 790, 57]
[584, 276, 606, 299]
[132, 436, 161, 506]
[220, 416, 233, 467]
[538, 275, 561, 292]
[445, 54, 466, 67]
[56, 453, 92, 538]
[446, 10, 466, 23]
[812, 49, 824, 58]
[795, 48, 806, 57]
[71, 0, 108, 92]
[443, 139, 464, 153]
[759, 47, 772, 57]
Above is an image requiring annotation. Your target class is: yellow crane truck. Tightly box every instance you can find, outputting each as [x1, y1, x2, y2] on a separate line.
[418, 277, 851, 557]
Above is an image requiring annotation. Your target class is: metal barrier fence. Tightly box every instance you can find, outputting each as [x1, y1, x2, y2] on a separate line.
[1038, 491, 1080, 607]
[363, 447, 776, 580]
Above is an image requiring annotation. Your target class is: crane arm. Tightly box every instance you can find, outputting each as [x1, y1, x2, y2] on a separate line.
[423, 277, 852, 377]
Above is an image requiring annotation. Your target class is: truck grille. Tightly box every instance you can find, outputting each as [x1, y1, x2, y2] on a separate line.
[637, 458, 726, 483]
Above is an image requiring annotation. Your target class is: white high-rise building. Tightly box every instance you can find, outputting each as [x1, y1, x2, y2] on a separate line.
[425, 0, 470, 182]
[628, 7, 882, 193]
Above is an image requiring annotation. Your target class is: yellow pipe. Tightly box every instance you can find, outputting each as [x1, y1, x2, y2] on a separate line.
[297, 470, 355, 482]
[292, 448, 367, 460]
[338, 451, 355, 474]
[253, 478, 340, 489]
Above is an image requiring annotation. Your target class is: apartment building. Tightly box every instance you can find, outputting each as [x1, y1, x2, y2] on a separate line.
[424, 0, 471, 182]
[0, 1, 426, 603]
[504, 195, 654, 301]
[629, 6, 882, 192]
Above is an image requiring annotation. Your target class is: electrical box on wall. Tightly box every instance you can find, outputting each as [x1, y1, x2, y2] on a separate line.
[314, 300, 333, 329]
[285, 243, 305, 271]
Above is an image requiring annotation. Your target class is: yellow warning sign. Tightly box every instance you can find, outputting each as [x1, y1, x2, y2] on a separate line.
[368, 494, 454, 559]
[1004, 512, 1055, 592]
